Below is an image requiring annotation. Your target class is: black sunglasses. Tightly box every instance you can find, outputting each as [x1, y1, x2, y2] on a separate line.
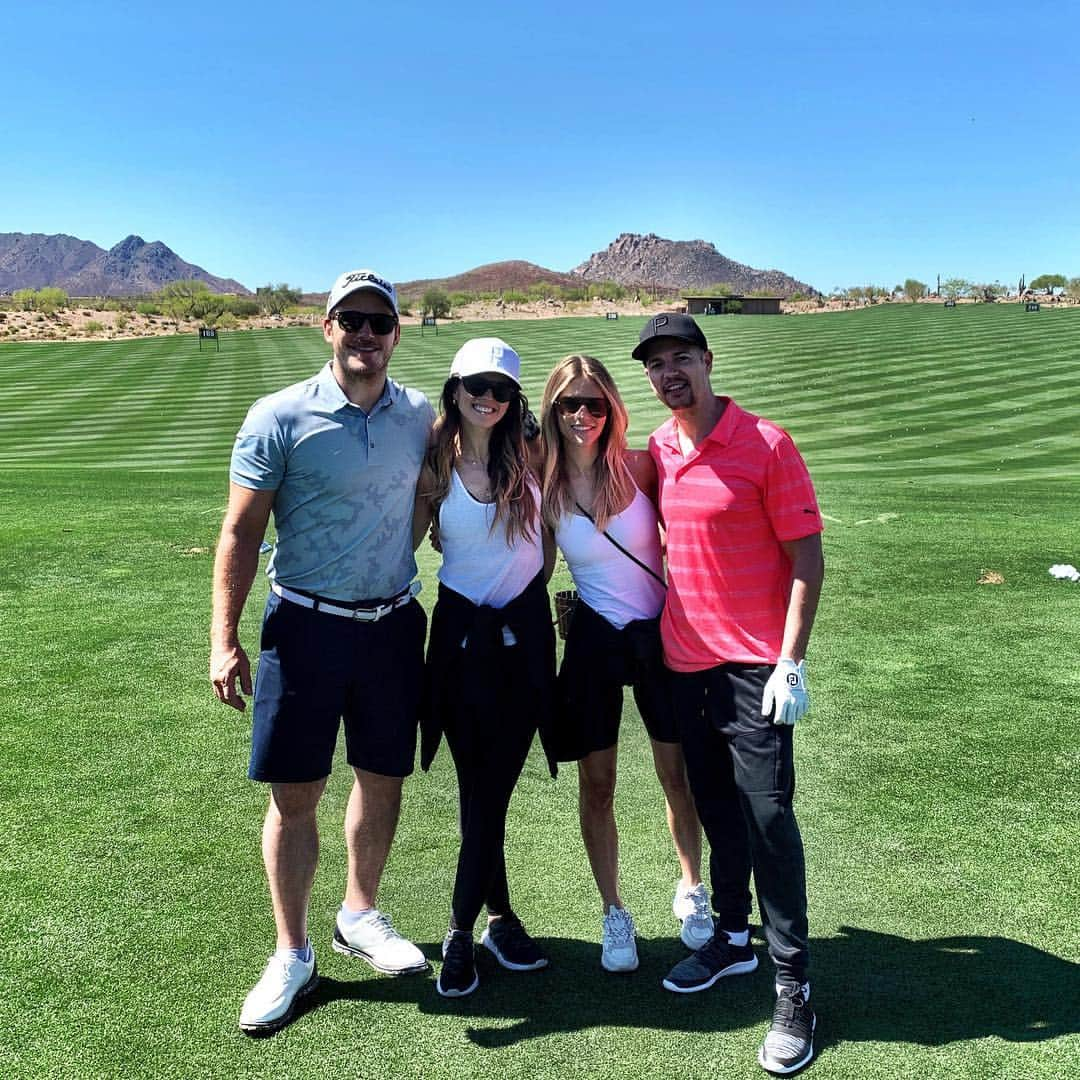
[332, 310, 398, 335]
[460, 374, 518, 403]
[556, 395, 610, 419]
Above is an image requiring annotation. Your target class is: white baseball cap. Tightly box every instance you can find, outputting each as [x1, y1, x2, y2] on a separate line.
[325, 269, 399, 316]
[450, 337, 521, 386]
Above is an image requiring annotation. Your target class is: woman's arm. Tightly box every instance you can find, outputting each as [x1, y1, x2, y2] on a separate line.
[411, 463, 436, 552]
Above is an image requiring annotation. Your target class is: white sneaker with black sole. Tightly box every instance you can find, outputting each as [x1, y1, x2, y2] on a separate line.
[239, 950, 319, 1035]
[332, 908, 429, 974]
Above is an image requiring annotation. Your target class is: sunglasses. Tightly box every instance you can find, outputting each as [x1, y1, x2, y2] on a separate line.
[332, 310, 398, 335]
[555, 395, 610, 419]
[460, 374, 518, 403]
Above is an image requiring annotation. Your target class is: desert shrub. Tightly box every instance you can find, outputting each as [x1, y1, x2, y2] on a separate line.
[115, 315, 129, 331]
[217, 312, 238, 330]
[85, 320, 104, 333]
[502, 290, 527, 304]
[448, 291, 476, 309]
[136, 302, 161, 316]
[225, 298, 260, 318]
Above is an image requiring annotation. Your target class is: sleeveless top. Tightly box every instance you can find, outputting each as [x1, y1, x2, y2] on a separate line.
[555, 483, 665, 629]
[438, 469, 544, 642]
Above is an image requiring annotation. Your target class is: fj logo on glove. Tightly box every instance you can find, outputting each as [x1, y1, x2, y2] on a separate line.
[786, 672, 800, 686]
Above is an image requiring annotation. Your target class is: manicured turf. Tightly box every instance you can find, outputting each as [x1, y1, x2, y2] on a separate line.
[1, 305, 1077, 1078]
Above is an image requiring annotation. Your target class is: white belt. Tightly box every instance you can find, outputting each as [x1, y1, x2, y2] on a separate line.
[271, 580, 420, 622]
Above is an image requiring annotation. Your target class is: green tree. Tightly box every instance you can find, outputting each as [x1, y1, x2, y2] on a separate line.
[35, 287, 68, 314]
[13, 288, 36, 310]
[160, 279, 212, 323]
[256, 283, 303, 315]
[1067, 277, 1080, 298]
[1029, 273, 1067, 295]
[903, 279, 927, 302]
[702, 282, 734, 296]
[421, 287, 450, 319]
[941, 278, 971, 300]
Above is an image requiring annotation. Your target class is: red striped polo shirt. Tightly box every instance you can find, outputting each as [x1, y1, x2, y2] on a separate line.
[649, 398, 823, 671]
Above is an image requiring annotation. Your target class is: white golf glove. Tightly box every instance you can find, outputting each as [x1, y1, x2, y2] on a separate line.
[761, 659, 810, 725]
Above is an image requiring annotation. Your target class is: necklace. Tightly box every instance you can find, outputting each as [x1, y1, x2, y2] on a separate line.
[461, 455, 488, 468]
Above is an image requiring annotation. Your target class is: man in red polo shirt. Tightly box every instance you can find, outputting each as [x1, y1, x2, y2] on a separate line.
[636, 313, 824, 1077]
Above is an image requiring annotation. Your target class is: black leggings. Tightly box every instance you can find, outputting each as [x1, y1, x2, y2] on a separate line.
[444, 643, 537, 932]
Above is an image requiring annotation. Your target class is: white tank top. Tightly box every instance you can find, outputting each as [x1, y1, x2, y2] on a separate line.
[555, 484, 666, 629]
[438, 468, 543, 612]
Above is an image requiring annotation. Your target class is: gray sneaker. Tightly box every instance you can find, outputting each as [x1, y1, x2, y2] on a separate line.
[672, 882, 715, 950]
[758, 985, 815, 1074]
[601, 906, 639, 973]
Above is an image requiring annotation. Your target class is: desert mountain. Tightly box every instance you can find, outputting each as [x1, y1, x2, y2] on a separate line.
[397, 260, 584, 297]
[0, 233, 249, 295]
[573, 233, 817, 297]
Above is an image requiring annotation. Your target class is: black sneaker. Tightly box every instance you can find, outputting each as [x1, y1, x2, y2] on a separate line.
[480, 913, 548, 971]
[758, 986, 815, 1074]
[437, 930, 478, 998]
[661, 930, 758, 993]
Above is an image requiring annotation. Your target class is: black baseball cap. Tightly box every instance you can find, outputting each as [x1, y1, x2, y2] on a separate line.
[632, 312, 709, 361]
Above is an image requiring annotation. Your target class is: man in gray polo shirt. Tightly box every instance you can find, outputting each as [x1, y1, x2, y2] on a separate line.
[211, 269, 435, 1035]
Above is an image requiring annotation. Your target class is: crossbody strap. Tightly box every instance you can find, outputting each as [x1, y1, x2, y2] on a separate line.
[575, 501, 667, 589]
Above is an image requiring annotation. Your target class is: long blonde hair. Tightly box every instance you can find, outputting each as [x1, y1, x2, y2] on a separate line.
[426, 377, 538, 543]
[540, 355, 634, 533]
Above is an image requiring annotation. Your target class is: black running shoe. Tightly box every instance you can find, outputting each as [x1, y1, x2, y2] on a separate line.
[480, 913, 548, 971]
[661, 930, 758, 993]
[758, 986, 815, 1074]
[437, 930, 478, 998]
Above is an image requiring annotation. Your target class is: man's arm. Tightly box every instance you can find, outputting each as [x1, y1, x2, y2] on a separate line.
[761, 532, 825, 725]
[210, 483, 275, 710]
[779, 532, 824, 662]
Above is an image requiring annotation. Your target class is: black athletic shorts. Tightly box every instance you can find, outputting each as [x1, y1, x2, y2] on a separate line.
[249, 589, 427, 783]
[553, 599, 678, 761]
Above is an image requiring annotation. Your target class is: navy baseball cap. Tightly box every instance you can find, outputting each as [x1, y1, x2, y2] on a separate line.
[632, 312, 708, 361]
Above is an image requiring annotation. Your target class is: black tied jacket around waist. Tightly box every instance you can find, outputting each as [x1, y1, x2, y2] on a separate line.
[420, 570, 558, 778]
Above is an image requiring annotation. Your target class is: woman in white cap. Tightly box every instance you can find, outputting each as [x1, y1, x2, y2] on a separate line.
[539, 354, 710, 975]
[414, 337, 557, 999]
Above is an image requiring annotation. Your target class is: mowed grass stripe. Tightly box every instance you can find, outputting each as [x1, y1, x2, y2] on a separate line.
[0, 307, 1077, 480]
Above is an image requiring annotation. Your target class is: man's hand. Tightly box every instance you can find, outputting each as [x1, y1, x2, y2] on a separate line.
[211, 641, 253, 711]
[761, 659, 810, 725]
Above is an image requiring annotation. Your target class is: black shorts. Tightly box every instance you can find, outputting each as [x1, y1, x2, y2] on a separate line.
[553, 600, 679, 761]
[249, 590, 427, 783]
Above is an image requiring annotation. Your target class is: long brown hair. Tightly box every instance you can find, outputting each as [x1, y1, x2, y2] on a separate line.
[426, 377, 538, 543]
[540, 355, 634, 533]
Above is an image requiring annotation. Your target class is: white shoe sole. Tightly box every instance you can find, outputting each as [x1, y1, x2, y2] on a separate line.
[661, 954, 758, 993]
[238, 968, 319, 1036]
[757, 1017, 815, 1074]
[332, 927, 429, 975]
[436, 971, 480, 998]
[601, 954, 640, 973]
[480, 929, 548, 971]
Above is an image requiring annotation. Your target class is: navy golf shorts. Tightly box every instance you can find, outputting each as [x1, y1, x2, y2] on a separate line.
[249, 589, 427, 784]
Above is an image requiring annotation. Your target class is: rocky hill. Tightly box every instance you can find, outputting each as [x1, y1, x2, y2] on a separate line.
[397, 260, 584, 298]
[0, 233, 249, 295]
[572, 233, 817, 297]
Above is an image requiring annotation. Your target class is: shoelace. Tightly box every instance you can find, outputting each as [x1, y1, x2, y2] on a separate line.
[773, 992, 811, 1033]
[365, 911, 397, 941]
[496, 917, 532, 950]
[604, 910, 634, 945]
[690, 888, 710, 919]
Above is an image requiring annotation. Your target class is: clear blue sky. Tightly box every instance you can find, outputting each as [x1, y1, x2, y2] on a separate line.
[3, 1, 1076, 293]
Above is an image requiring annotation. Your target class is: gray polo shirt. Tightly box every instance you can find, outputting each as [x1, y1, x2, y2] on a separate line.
[230, 362, 435, 600]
